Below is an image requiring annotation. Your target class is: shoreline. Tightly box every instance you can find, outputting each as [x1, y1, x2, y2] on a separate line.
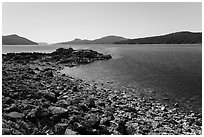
[2, 48, 202, 135]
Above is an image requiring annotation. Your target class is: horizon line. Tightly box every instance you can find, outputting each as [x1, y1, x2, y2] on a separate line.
[2, 30, 202, 44]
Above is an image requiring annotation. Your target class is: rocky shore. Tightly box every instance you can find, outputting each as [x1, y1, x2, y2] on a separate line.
[2, 48, 202, 135]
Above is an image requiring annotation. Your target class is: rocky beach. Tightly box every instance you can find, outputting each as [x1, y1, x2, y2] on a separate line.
[2, 47, 202, 135]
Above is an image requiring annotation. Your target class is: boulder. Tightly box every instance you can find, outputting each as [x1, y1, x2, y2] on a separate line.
[3, 97, 14, 104]
[54, 123, 68, 134]
[6, 112, 24, 121]
[48, 106, 69, 118]
[78, 103, 89, 112]
[83, 113, 101, 128]
[142, 127, 150, 135]
[126, 123, 138, 135]
[26, 107, 51, 121]
[18, 121, 35, 134]
[98, 125, 110, 135]
[56, 100, 69, 108]
[27, 69, 35, 74]
[173, 103, 179, 107]
[195, 121, 202, 126]
[2, 128, 12, 135]
[163, 98, 170, 101]
[69, 116, 82, 125]
[161, 106, 168, 111]
[42, 67, 55, 72]
[48, 106, 68, 115]
[4, 104, 21, 113]
[90, 108, 103, 113]
[116, 120, 128, 135]
[102, 54, 112, 59]
[123, 106, 137, 113]
[97, 101, 106, 107]
[44, 70, 54, 77]
[73, 86, 78, 92]
[73, 122, 92, 134]
[100, 117, 111, 126]
[37, 90, 56, 102]
[64, 128, 78, 135]
[86, 97, 96, 108]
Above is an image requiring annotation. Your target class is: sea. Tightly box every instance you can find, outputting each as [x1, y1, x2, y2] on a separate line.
[2, 44, 202, 112]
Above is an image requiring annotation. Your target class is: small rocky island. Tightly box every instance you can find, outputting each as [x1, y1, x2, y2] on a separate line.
[2, 48, 202, 135]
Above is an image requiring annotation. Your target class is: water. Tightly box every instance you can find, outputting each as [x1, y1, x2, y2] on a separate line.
[3, 44, 202, 112]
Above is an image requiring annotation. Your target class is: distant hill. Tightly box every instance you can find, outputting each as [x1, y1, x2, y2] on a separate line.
[90, 36, 127, 44]
[114, 31, 202, 44]
[38, 42, 48, 45]
[2, 34, 38, 45]
[58, 35, 127, 44]
[60, 38, 91, 44]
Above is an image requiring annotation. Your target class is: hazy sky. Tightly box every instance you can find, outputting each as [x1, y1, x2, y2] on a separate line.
[2, 2, 202, 43]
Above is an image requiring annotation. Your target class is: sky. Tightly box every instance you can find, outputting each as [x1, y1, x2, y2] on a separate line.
[2, 2, 202, 43]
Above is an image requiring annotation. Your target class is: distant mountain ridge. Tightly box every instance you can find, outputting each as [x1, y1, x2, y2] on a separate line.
[2, 31, 202, 45]
[58, 35, 127, 44]
[90, 35, 127, 44]
[2, 34, 38, 45]
[64, 38, 91, 44]
[114, 31, 202, 44]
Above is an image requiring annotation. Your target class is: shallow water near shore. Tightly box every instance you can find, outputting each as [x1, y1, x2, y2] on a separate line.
[3, 44, 202, 112]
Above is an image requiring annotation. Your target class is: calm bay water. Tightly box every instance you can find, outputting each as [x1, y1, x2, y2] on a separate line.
[3, 44, 202, 112]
